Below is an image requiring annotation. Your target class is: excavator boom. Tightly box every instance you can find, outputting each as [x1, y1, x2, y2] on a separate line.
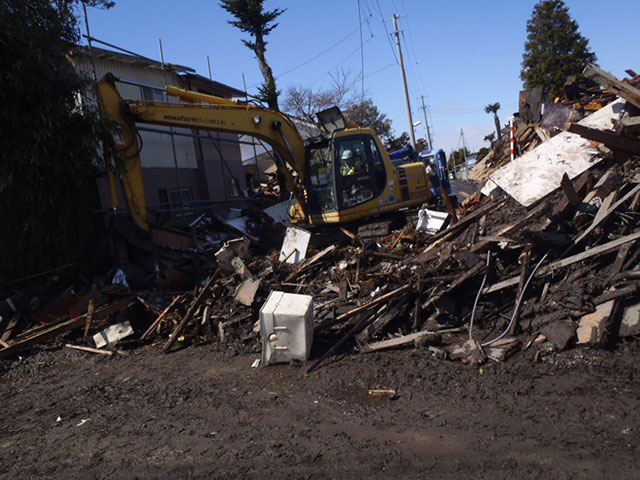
[97, 73, 432, 231]
[97, 73, 307, 230]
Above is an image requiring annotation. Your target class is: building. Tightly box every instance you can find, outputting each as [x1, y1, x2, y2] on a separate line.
[73, 45, 247, 225]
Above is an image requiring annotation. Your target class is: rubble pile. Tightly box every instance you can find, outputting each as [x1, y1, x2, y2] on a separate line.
[2, 64, 640, 368]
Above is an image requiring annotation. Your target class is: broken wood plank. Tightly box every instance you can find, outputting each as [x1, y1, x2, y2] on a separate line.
[471, 201, 548, 253]
[563, 183, 640, 256]
[66, 344, 113, 356]
[0, 299, 134, 359]
[593, 190, 616, 225]
[614, 115, 640, 135]
[163, 273, 218, 353]
[509, 248, 532, 336]
[605, 242, 635, 286]
[567, 123, 640, 154]
[560, 172, 581, 208]
[485, 229, 640, 294]
[595, 284, 639, 304]
[286, 245, 337, 281]
[355, 298, 409, 345]
[83, 299, 94, 341]
[141, 294, 184, 340]
[336, 284, 412, 323]
[234, 278, 261, 306]
[362, 329, 448, 353]
[440, 186, 458, 223]
[583, 63, 640, 109]
[422, 261, 485, 310]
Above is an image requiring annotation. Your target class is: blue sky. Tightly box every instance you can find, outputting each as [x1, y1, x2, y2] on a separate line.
[81, 0, 639, 154]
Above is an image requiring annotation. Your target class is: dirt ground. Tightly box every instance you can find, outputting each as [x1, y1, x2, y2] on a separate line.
[1, 339, 639, 480]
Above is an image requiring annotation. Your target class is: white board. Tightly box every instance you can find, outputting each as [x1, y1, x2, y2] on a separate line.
[279, 226, 311, 264]
[489, 99, 625, 207]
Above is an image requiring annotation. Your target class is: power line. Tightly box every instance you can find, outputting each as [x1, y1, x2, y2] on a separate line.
[275, 24, 362, 80]
[309, 36, 374, 87]
[375, 0, 398, 64]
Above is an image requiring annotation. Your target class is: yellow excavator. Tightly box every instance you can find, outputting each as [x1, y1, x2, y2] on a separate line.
[97, 73, 431, 231]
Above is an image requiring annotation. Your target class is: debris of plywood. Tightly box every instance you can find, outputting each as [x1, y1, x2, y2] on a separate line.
[362, 330, 442, 352]
[279, 226, 311, 264]
[93, 321, 134, 349]
[215, 238, 250, 275]
[416, 208, 450, 234]
[583, 63, 640, 109]
[488, 99, 624, 207]
[235, 278, 261, 306]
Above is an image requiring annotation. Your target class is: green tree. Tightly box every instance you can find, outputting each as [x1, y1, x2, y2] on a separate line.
[344, 99, 392, 139]
[219, 0, 284, 110]
[386, 132, 410, 152]
[484, 103, 502, 141]
[521, 0, 596, 101]
[0, 0, 113, 281]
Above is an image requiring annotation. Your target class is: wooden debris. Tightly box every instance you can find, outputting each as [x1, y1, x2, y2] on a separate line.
[485, 230, 640, 294]
[0, 299, 134, 359]
[583, 63, 640, 109]
[163, 273, 218, 353]
[83, 299, 94, 341]
[66, 344, 114, 356]
[141, 294, 184, 340]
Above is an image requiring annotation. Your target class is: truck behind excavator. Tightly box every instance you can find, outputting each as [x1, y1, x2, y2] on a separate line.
[97, 73, 432, 232]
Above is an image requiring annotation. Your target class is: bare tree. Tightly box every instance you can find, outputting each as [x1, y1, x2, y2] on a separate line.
[282, 70, 355, 123]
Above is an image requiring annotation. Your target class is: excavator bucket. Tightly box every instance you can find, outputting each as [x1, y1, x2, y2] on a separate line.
[316, 106, 346, 134]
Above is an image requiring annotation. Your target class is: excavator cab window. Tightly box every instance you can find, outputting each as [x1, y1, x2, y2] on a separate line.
[306, 142, 337, 214]
[334, 136, 378, 209]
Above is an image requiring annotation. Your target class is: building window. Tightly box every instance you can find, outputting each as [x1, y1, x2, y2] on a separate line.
[141, 86, 164, 101]
[159, 187, 194, 216]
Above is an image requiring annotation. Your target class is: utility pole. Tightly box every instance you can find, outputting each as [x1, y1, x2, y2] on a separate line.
[460, 128, 468, 168]
[420, 95, 433, 150]
[391, 14, 416, 149]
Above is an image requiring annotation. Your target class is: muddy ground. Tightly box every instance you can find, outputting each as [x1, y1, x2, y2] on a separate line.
[1, 339, 639, 480]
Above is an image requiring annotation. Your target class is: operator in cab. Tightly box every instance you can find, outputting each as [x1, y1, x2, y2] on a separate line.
[340, 149, 366, 176]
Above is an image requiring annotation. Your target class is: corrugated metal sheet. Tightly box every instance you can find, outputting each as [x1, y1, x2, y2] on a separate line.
[76, 56, 198, 169]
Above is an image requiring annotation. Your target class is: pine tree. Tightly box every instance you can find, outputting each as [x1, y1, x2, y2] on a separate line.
[521, 0, 596, 101]
[219, 0, 284, 111]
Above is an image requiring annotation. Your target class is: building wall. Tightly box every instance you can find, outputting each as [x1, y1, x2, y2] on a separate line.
[75, 52, 246, 221]
[75, 56, 198, 170]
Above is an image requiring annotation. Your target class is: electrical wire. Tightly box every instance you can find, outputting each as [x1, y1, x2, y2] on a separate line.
[375, 0, 399, 64]
[275, 24, 362, 80]
[481, 251, 550, 347]
[469, 251, 491, 340]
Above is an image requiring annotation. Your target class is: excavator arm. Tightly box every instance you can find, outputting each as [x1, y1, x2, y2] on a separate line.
[97, 74, 308, 230]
